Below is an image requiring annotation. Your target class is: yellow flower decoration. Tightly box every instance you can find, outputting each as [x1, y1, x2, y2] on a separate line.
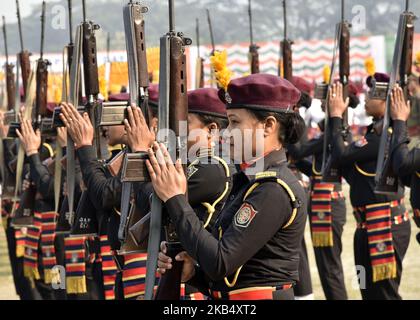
[323, 65, 331, 84]
[210, 50, 232, 91]
[415, 52, 420, 67]
[364, 57, 376, 76]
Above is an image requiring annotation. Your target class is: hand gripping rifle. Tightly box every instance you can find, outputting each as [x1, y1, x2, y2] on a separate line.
[248, 0, 259, 74]
[144, 0, 191, 300]
[320, 0, 351, 183]
[195, 18, 204, 89]
[375, 0, 416, 194]
[280, 0, 293, 80]
[116, 0, 150, 253]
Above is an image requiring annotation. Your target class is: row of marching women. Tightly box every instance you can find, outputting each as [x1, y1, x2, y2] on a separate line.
[1, 0, 420, 301]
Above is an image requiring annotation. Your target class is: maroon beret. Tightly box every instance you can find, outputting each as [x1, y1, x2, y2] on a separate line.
[366, 72, 390, 88]
[188, 88, 227, 118]
[47, 102, 57, 113]
[348, 81, 361, 97]
[108, 92, 129, 102]
[219, 74, 301, 113]
[148, 84, 159, 108]
[291, 76, 314, 95]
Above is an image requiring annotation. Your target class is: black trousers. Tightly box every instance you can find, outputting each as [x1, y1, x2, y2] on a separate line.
[4, 218, 39, 300]
[293, 238, 313, 297]
[311, 198, 348, 300]
[354, 219, 411, 300]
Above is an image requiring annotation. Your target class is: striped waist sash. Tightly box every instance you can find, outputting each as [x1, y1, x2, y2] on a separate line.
[23, 212, 42, 280]
[353, 201, 401, 282]
[99, 235, 119, 300]
[310, 181, 335, 247]
[64, 236, 87, 294]
[210, 284, 293, 300]
[40, 212, 58, 284]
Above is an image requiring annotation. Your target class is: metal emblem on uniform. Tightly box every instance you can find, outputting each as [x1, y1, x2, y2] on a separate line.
[45, 249, 51, 258]
[234, 203, 257, 228]
[376, 242, 386, 252]
[187, 165, 198, 180]
[355, 137, 368, 148]
[317, 212, 325, 220]
[71, 252, 79, 263]
[26, 248, 33, 256]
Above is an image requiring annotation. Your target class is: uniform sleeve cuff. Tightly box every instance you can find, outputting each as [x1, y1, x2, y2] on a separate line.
[76, 145, 97, 166]
[165, 194, 190, 224]
[28, 153, 42, 167]
[330, 117, 343, 131]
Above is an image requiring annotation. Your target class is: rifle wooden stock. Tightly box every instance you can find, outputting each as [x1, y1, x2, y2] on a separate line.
[5, 64, 16, 111]
[118, 205, 148, 255]
[97, 101, 129, 127]
[35, 59, 50, 117]
[106, 150, 124, 177]
[18, 51, 31, 99]
[281, 40, 293, 81]
[249, 45, 260, 74]
[132, 6, 149, 88]
[82, 22, 100, 97]
[11, 184, 36, 227]
[129, 211, 150, 249]
[120, 152, 150, 182]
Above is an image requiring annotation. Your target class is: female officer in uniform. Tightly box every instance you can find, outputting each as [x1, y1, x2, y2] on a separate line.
[389, 85, 420, 233]
[327, 77, 410, 300]
[149, 74, 307, 300]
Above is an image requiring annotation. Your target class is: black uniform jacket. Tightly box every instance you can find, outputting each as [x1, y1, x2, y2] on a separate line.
[165, 149, 307, 293]
[391, 120, 420, 211]
[77, 145, 122, 249]
[330, 117, 404, 207]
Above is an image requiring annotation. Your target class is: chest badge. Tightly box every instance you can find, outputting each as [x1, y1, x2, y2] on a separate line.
[234, 203, 258, 228]
[187, 165, 198, 180]
[355, 137, 368, 148]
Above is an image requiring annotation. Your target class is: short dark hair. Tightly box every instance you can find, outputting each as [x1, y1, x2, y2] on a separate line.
[248, 110, 306, 145]
[193, 113, 229, 130]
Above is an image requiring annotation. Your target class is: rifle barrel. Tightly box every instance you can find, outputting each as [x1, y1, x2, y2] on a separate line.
[248, 0, 254, 45]
[2, 16, 8, 64]
[68, 0, 73, 44]
[169, 0, 175, 33]
[107, 32, 110, 62]
[283, 0, 287, 39]
[82, 0, 86, 22]
[40, 1, 46, 59]
[341, 0, 345, 21]
[196, 18, 200, 57]
[206, 9, 215, 52]
[16, 0, 24, 52]
[406, 0, 410, 11]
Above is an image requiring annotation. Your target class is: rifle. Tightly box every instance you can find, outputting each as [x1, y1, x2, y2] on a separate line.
[16, 0, 31, 101]
[195, 18, 204, 89]
[81, 0, 102, 159]
[206, 9, 217, 87]
[35, 1, 51, 128]
[144, 0, 191, 300]
[248, 0, 259, 74]
[2, 16, 15, 111]
[280, 0, 293, 81]
[321, 0, 351, 183]
[117, 0, 150, 253]
[375, 0, 416, 194]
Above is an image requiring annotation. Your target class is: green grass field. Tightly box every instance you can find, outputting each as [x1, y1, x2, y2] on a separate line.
[0, 184, 419, 300]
